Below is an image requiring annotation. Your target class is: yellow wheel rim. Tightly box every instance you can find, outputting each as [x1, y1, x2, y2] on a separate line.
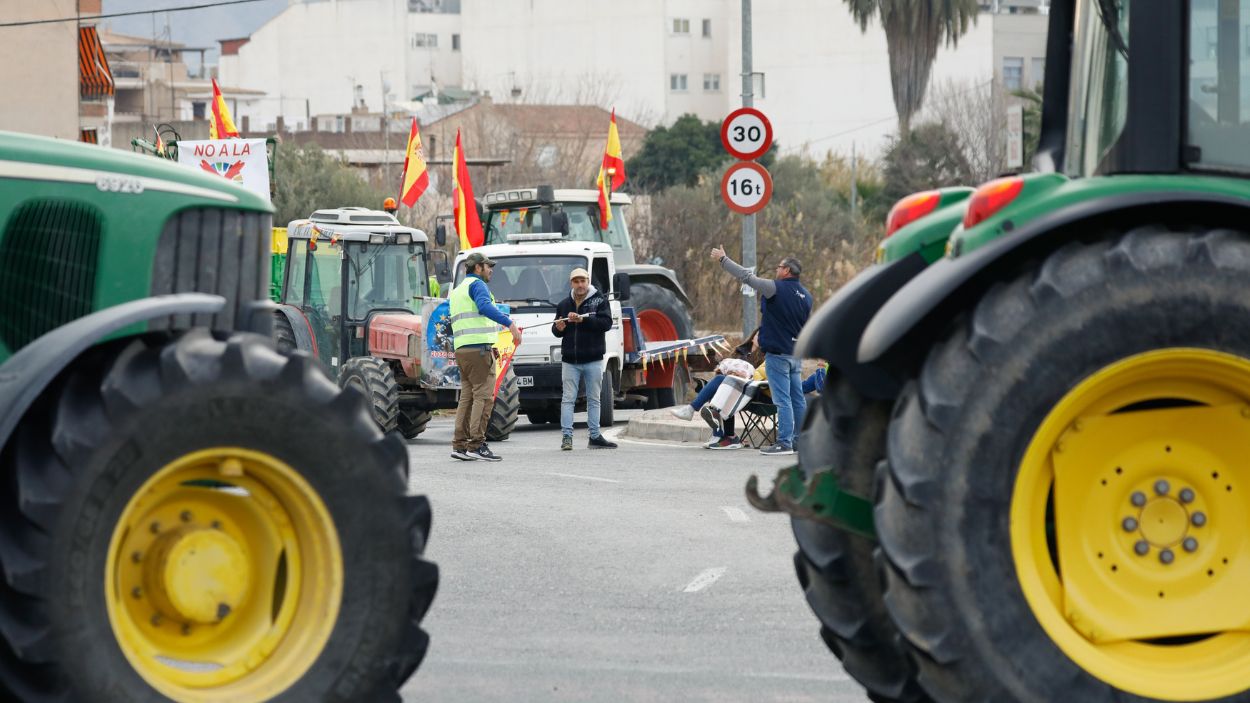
[1012, 349, 1250, 700]
[106, 448, 343, 702]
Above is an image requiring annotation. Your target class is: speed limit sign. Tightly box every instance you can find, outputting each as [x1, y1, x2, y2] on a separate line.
[720, 161, 773, 215]
[720, 107, 773, 160]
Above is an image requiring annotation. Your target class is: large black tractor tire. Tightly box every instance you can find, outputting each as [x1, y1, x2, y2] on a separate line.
[631, 282, 695, 341]
[398, 403, 432, 440]
[599, 368, 616, 428]
[272, 310, 298, 354]
[526, 409, 559, 425]
[340, 356, 400, 434]
[790, 378, 929, 703]
[486, 366, 519, 442]
[0, 331, 438, 703]
[877, 228, 1250, 702]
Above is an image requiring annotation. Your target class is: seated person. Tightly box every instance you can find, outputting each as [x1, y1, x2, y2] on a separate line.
[802, 361, 827, 395]
[669, 357, 765, 450]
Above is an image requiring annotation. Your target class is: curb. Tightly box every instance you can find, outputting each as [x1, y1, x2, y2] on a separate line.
[623, 409, 712, 444]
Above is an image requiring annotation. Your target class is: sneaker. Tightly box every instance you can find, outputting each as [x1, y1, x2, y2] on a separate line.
[759, 443, 795, 456]
[669, 404, 695, 421]
[450, 449, 478, 461]
[471, 445, 502, 462]
[708, 436, 743, 450]
[561, 436, 573, 451]
[703, 434, 723, 448]
[588, 435, 618, 449]
[699, 406, 720, 431]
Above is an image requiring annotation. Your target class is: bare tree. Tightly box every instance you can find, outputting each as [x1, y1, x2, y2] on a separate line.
[920, 77, 1007, 183]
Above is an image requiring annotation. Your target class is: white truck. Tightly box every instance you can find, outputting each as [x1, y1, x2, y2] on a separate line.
[449, 232, 722, 426]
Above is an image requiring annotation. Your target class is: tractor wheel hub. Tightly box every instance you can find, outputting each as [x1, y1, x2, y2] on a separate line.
[146, 527, 249, 625]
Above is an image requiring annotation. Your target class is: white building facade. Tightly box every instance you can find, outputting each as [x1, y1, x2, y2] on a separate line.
[220, 0, 1045, 156]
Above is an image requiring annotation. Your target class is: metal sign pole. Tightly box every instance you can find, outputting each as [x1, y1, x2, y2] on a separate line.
[740, 0, 758, 337]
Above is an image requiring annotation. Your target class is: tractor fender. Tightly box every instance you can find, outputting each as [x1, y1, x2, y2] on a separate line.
[617, 264, 692, 308]
[857, 191, 1250, 365]
[794, 251, 928, 400]
[275, 303, 319, 356]
[0, 293, 226, 449]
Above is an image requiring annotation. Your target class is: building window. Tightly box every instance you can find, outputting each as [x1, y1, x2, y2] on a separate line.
[702, 18, 711, 37]
[1030, 57, 1045, 88]
[452, 33, 460, 50]
[192, 101, 206, 119]
[670, 73, 688, 91]
[672, 18, 689, 34]
[412, 33, 437, 48]
[703, 73, 720, 91]
[1002, 56, 1024, 91]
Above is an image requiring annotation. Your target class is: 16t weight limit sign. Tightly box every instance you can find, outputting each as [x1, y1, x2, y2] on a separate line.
[720, 161, 773, 215]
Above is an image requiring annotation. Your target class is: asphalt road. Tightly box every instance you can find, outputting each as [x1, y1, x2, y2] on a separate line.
[400, 409, 871, 702]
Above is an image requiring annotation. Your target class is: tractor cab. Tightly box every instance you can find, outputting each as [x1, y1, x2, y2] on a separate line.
[479, 185, 636, 263]
[278, 208, 431, 371]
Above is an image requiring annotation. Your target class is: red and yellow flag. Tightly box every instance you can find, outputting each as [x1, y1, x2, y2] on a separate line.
[595, 108, 627, 230]
[452, 129, 483, 249]
[152, 125, 167, 157]
[209, 78, 239, 139]
[399, 117, 430, 207]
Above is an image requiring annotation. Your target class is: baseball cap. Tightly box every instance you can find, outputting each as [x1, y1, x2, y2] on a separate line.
[569, 267, 591, 281]
[464, 252, 496, 268]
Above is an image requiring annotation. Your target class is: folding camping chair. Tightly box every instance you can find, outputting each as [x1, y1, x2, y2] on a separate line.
[737, 381, 778, 448]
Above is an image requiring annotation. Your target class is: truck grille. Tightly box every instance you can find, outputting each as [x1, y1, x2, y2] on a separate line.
[0, 200, 102, 351]
[149, 208, 271, 332]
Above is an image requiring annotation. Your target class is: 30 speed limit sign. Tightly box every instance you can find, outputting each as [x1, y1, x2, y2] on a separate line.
[720, 161, 773, 215]
[720, 107, 773, 160]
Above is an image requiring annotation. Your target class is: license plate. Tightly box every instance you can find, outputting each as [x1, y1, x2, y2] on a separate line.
[517, 376, 534, 387]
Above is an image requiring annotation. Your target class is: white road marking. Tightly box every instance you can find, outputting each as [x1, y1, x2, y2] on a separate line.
[545, 472, 621, 483]
[682, 567, 727, 592]
[721, 506, 750, 522]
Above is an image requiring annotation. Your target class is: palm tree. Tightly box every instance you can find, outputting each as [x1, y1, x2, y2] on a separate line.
[843, 0, 980, 136]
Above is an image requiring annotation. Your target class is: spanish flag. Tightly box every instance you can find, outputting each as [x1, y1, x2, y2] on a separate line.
[452, 129, 483, 249]
[209, 78, 239, 139]
[399, 117, 430, 207]
[595, 108, 626, 230]
[152, 125, 167, 157]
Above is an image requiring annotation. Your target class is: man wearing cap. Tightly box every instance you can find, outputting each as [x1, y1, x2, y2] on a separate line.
[449, 252, 522, 461]
[709, 246, 812, 456]
[553, 267, 618, 450]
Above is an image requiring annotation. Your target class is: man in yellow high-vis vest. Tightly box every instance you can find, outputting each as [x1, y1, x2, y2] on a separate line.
[450, 252, 522, 461]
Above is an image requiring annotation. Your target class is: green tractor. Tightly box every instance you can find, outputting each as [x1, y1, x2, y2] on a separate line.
[755, 1, 1250, 701]
[0, 132, 438, 702]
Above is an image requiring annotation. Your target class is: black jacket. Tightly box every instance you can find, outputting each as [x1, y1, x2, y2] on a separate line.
[553, 286, 613, 364]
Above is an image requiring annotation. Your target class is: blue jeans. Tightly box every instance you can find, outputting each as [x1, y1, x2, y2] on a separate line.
[561, 360, 604, 439]
[692, 374, 725, 410]
[764, 353, 805, 448]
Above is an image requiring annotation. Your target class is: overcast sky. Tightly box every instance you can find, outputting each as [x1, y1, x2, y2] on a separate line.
[100, 0, 288, 68]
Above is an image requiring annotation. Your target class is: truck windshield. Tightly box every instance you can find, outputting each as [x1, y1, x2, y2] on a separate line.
[1187, 0, 1250, 173]
[455, 255, 589, 308]
[484, 204, 631, 254]
[1064, 0, 1129, 177]
[345, 243, 427, 319]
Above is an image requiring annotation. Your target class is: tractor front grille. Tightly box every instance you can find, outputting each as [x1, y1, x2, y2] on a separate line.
[0, 200, 102, 351]
[149, 208, 271, 333]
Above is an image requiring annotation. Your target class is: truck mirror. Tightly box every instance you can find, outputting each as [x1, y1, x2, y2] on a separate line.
[551, 211, 569, 237]
[474, 198, 484, 224]
[434, 222, 447, 247]
[612, 272, 631, 302]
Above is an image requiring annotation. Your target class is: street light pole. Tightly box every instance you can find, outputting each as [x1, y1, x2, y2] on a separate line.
[740, 0, 758, 337]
